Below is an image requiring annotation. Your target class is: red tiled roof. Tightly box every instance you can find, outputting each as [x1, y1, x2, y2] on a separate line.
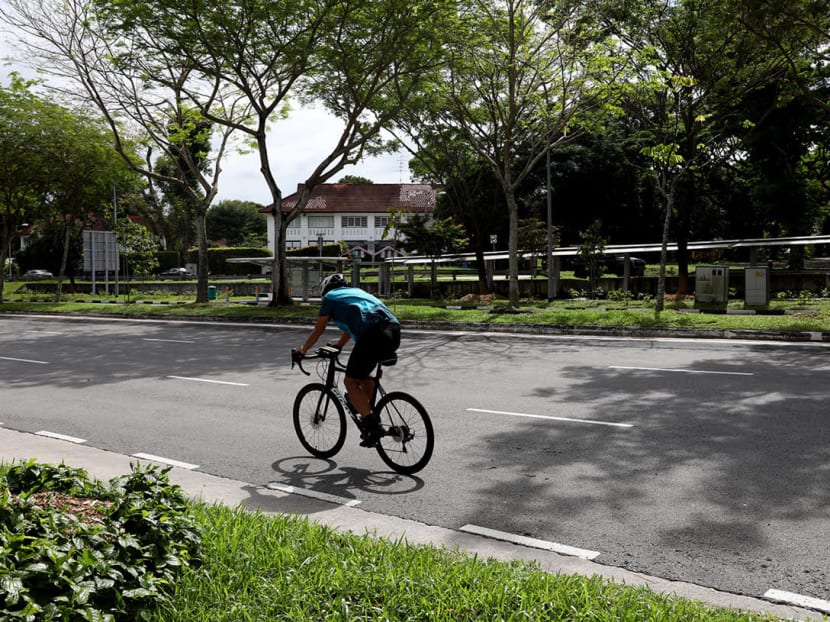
[264, 183, 437, 214]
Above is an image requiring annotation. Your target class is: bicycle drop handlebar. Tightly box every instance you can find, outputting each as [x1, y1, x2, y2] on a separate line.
[291, 345, 341, 376]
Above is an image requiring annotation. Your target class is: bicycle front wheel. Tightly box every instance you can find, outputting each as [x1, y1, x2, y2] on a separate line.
[293, 383, 346, 459]
[374, 391, 434, 475]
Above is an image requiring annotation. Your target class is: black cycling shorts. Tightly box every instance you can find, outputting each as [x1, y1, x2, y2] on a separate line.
[346, 321, 401, 379]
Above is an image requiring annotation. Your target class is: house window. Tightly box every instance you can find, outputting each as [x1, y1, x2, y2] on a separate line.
[287, 218, 300, 229]
[341, 216, 367, 228]
[375, 215, 390, 228]
[308, 215, 334, 228]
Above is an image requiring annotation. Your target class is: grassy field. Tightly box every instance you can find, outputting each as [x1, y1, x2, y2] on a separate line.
[2, 281, 829, 334]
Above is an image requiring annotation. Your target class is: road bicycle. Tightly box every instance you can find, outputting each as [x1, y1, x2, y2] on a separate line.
[290, 345, 434, 474]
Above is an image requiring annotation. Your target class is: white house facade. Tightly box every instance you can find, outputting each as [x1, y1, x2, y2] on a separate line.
[265, 183, 436, 260]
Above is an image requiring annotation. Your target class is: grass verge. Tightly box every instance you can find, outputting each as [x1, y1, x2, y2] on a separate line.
[154, 503, 778, 621]
[1, 296, 829, 334]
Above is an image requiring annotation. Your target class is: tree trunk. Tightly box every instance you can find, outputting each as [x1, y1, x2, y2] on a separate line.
[507, 194, 519, 308]
[677, 239, 689, 296]
[0, 222, 8, 305]
[675, 194, 691, 296]
[275, 221, 292, 304]
[55, 219, 72, 303]
[268, 214, 292, 306]
[655, 181, 674, 313]
[474, 248, 489, 295]
[195, 212, 209, 303]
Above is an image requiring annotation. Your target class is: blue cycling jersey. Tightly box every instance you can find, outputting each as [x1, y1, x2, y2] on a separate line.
[319, 287, 399, 341]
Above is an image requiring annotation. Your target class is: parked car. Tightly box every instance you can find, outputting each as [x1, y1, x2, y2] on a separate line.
[21, 269, 54, 280]
[562, 255, 646, 278]
[606, 255, 646, 277]
[158, 267, 195, 279]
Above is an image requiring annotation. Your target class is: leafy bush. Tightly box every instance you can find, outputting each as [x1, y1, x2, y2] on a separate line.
[186, 247, 271, 275]
[776, 289, 823, 303]
[154, 251, 181, 273]
[287, 242, 343, 258]
[0, 461, 201, 621]
[607, 289, 634, 304]
[567, 287, 607, 299]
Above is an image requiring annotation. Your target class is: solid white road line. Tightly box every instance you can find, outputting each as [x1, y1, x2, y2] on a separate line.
[266, 482, 362, 507]
[0, 356, 49, 364]
[467, 408, 633, 429]
[764, 589, 830, 614]
[36, 430, 86, 444]
[460, 524, 601, 560]
[131, 452, 199, 470]
[143, 338, 196, 344]
[609, 365, 754, 376]
[167, 375, 249, 387]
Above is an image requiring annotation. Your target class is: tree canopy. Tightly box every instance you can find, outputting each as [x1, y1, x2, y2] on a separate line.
[0, 75, 135, 302]
[206, 201, 267, 247]
[1, 0, 828, 302]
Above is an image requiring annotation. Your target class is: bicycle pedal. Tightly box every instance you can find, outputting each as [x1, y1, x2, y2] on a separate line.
[359, 431, 379, 448]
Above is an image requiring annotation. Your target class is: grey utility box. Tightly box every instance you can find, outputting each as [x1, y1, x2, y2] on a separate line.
[745, 266, 770, 306]
[695, 265, 729, 304]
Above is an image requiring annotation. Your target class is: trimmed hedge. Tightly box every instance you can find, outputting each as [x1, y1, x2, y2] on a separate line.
[185, 247, 272, 275]
[155, 251, 181, 272]
[287, 243, 344, 258]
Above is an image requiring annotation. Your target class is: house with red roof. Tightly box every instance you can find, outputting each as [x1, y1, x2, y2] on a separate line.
[266, 183, 437, 260]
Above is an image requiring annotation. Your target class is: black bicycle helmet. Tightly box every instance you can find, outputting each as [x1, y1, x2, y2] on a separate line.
[321, 273, 348, 296]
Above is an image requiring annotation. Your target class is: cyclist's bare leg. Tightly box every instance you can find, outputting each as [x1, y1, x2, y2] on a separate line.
[344, 375, 374, 418]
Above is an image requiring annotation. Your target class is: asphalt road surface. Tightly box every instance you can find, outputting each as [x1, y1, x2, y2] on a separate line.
[1, 314, 828, 607]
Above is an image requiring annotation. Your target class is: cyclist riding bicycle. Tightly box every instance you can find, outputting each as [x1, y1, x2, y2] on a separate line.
[296, 273, 400, 447]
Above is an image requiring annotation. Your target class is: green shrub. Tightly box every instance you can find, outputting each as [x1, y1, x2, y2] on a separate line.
[154, 251, 181, 272]
[185, 247, 271, 275]
[287, 243, 343, 258]
[607, 289, 634, 304]
[0, 461, 201, 621]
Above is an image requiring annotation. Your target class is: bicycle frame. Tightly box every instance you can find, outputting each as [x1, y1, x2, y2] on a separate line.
[293, 346, 388, 421]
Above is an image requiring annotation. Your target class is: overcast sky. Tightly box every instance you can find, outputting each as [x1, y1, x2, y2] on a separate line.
[0, 23, 413, 207]
[215, 107, 413, 204]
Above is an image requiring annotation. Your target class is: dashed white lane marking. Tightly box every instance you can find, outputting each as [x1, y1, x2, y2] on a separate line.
[167, 375, 249, 387]
[144, 338, 195, 344]
[0, 356, 49, 364]
[467, 408, 633, 429]
[610, 365, 754, 376]
[764, 589, 830, 614]
[36, 430, 86, 444]
[461, 524, 601, 560]
[266, 482, 361, 507]
[131, 453, 199, 470]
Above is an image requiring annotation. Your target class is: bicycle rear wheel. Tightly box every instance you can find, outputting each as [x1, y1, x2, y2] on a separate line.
[374, 391, 434, 474]
[293, 383, 346, 459]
